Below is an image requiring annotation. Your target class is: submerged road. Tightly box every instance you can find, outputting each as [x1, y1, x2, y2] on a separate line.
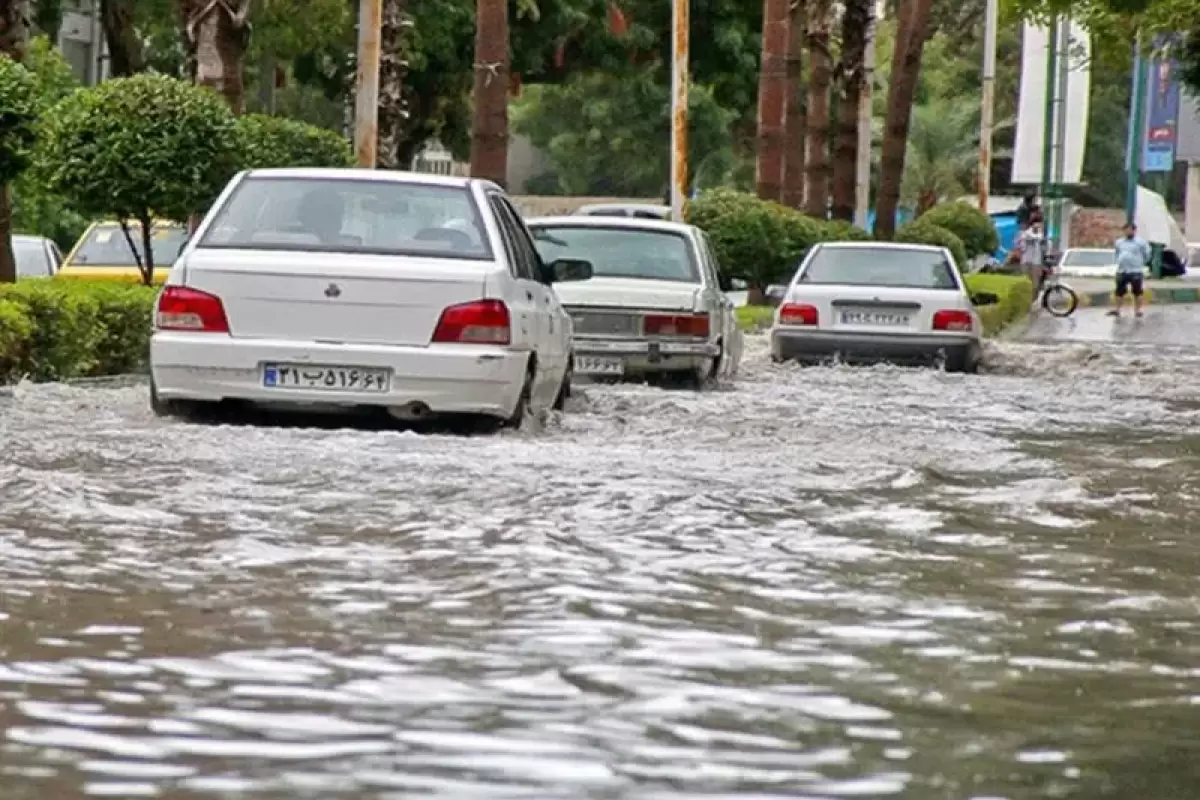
[1022, 303, 1200, 347]
[2, 330, 1200, 798]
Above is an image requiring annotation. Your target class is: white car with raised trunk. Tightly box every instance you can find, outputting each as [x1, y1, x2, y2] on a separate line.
[149, 168, 593, 428]
[527, 216, 743, 387]
[768, 241, 994, 373]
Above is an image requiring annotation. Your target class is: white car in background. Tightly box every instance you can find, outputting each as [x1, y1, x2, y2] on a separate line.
[12, 234, 63, 277]
[149, 168, 593, 429]
[768, 241, 993, 373]
[1056, 247, 1122, 278]
[572, 203, 671, 220]
[527, 216, 743, 387]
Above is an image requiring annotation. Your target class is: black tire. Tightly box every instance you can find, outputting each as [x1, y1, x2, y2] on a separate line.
[942, 346, 981, 374]
[1041, 284, 1078, 317]
[683, 347, 723, 391]
[149, 378, 204, 421]
[553, 357, 572, 411]
[503, 359, 536, 429]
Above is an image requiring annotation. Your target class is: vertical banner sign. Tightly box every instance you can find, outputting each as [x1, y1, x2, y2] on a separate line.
[1142, 55, 1181, 172]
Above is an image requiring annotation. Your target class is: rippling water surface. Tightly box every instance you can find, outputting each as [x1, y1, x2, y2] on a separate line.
[2, 336, 1200, 799]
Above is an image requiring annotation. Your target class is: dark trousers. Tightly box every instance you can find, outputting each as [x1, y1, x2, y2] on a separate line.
[1115, 272, 1144, 297]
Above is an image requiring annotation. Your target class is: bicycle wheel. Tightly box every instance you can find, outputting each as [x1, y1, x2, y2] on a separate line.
[1041, 283, 1079, 317]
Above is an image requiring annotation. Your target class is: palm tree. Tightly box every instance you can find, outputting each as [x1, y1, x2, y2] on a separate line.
[803, 0, 832, 218]
[469, 0, 509, 184]
[900, 97, 1013, 214]
[377, 0, 412, 169]
[828, 0, 872, 221]
[99, 0, 144, 76]
[755, 0, 789, 202]
[179, 0, 251, 113]
[781, 0, 806, 208]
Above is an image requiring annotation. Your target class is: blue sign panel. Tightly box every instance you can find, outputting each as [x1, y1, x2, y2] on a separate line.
[1143, 56, 1182, 172]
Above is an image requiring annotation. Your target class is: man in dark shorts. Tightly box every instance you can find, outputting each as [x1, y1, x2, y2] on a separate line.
[1108, 223, 1151, 318]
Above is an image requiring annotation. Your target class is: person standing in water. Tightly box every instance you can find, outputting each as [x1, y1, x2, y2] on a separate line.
[1109, 222, 1151, 318]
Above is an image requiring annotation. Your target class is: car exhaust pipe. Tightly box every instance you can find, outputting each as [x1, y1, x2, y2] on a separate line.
[387, 401, 432, 421]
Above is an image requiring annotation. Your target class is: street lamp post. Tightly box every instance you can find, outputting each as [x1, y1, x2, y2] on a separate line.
[669, 0, 689, 222]
[977, 0, 998, 213]
[354, 0, 383, 168]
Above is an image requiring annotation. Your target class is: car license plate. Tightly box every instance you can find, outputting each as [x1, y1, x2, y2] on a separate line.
[262, 364, 391, 392]
[840, 310, 911, 326]
[576, 356, 624, 375]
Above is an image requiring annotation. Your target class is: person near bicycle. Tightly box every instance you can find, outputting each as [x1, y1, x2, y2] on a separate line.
[1018, 213, 1048, 292]
[1108, 222, 1151, 318]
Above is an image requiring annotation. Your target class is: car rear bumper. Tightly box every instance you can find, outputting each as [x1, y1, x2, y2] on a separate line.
[770, 329, 979, 366]
[573, 336, 718, 374]
[150, 332, 527, 417]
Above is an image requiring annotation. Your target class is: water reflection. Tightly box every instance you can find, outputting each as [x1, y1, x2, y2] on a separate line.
[1, 337, 1199, 797]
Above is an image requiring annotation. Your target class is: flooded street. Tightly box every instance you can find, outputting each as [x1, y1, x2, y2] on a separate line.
[3, 321, 1200, 799]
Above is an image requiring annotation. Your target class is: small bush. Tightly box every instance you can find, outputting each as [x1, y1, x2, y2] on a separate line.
[820, 220, 872, 242]
[964, 273, 1034, 336]
[236, 113, 354, 171]
[919, 202, 999, 260]
[895, 219, 969, 272]
[0, 281, 157, 383]
[0, 54, 39, 186]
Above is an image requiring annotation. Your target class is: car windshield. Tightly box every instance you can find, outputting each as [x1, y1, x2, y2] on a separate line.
[1061, 249, 1115, 266]
[799, 246, 960, 289]
[530, 225, 698, 282]
[69, 223, 186, 267]
[13, 239, 49, 277]
[199, 176, 493, 260]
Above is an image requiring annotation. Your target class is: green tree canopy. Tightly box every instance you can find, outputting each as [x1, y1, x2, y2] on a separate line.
[235, 113, 353, 170]
[0, 55, 39, 186]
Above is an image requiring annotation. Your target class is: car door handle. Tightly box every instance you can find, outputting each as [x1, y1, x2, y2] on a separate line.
[526, 291, 534, 300]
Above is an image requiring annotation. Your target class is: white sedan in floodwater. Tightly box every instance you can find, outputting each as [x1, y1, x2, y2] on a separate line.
[769, 241, 993, 373]
[527, 216, 744, 387]
[149, 168, 594, 428]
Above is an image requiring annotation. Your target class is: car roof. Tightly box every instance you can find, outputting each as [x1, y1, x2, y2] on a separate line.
[241, 167, 498, 191]
[527, 215, 695, 235]
[574, 203, 671, 215]
[815, 241, 944, 253]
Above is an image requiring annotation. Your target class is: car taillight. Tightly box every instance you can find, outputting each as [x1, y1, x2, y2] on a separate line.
[778, 303, 818, 326]
[432, 299, 511, 345]
[156, 286, 229, 333]
[643, 313, 710, 338]
[932, 309, 974, 331]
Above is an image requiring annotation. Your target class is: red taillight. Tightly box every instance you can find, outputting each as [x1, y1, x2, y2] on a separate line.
[643, 313, 710, 338]
[778, 303, 818, 326]
[432, 299, 511, 345]
[932, 309, 974, 331]
[156, 286, 229, 333]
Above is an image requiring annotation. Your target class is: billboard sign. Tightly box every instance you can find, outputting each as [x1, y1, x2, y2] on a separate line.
[1142, 56, 1182, 172]
[1011, 20, 1091, 185]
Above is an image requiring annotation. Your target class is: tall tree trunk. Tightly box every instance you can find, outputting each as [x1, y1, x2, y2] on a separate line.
[0, 0, 28, 285]
[874, 0, 933, 239]
[803, 0, 832, 218]
[99, 0, 144, 76]
[829, 0, 871, 221]
[376, 0, 411, 169]
[781, 0, 806, 209]
[754, 0, 789, 202]
[469, 0, 508, 185]
[179, 0, 250, 114]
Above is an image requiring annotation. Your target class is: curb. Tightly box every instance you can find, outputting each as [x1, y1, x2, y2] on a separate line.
[1075, 286, 1200, 308]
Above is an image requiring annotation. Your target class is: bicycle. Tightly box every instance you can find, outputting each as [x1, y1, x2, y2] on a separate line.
[1037, 260, 1079, 317]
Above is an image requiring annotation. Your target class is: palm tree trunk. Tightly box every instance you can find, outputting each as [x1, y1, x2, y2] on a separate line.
[99, 0, 144, 76]
[803, 0, 831, 218]
[180, 0, 250, 114]
[377, 0, 411, 169]
[0, 0, 27, 285]
[874, 0, 933, 239]
[754, 0, 789, 202]
[469, 0, 509, 185]
[781, 0, 806, 209]
[829, 0, 871, 222]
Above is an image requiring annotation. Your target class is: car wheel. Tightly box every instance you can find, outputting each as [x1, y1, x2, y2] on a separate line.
[150, 378, 203, 421]
[553, 357, 573, 411]
[942, 347, 978, 374]
[686, 347, 722, 390]
[503, 360, 536, 429]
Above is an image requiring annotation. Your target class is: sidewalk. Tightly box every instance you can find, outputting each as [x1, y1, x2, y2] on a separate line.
[1069, 275, 1200, 307]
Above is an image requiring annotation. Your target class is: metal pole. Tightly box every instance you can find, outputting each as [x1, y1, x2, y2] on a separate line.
[669, 0, 689, 222]
[1039, 18, 1058, 217]
[1051, 19, 1070, 250]
[1125, 34, 1147, 225]
[854, 1, 879, 229]
[977, 0, 998, 213]
[353, 0, 383, 168]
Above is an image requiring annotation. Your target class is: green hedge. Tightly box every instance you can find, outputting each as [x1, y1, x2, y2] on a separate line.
[964, 273, 1034, 336]
[0, 281, 157, 383]
[918, 201, 999, 260]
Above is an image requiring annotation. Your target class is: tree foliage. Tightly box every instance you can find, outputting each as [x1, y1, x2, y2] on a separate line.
[0, 55, 38, 186]
[38, 75, 240, 281]
[236, 113, 353, 170]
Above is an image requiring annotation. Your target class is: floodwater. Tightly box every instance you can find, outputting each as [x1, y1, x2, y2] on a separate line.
[2, 335, 1200, 799]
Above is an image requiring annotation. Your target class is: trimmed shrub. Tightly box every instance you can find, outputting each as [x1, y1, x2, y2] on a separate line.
[919, 201, 999, 259]
[0, 54, 38, 186]
[236, 113, 354, 171]
[820, 220, 872, 242]
[964, 273, 1034, 336]
[895, 219, 969, 271]
[0, 281, 157, 383]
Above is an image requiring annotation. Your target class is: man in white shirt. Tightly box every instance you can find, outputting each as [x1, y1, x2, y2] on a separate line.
[1108, 223, 1151, 318]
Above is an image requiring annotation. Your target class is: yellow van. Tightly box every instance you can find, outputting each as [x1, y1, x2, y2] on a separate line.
[56, 220, 188, 284]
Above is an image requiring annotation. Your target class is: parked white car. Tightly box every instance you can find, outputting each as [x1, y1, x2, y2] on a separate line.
[572, 203, 671, 220]
[13, 234, 63, 277]
[1057, 247, 1122, 278]
[768, 241, 992, 373]
[527, 216, 743, 387]
[149, 168, 593, 428]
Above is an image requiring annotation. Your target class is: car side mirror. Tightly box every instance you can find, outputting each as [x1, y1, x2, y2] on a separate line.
[729, 278, 748, 291]
[545, 257, 593, 283]
[764, 284, 787, 305]
[971, 291, 999, 306]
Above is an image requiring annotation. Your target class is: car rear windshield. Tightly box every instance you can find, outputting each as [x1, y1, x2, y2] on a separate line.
[1061, 249, 1115, 266]
[13, 239, 49, 277]
[199, 176, 493, 260]
[530, 225, 698, 282]
[799, 246, 960, 289]
[68, 224, 186, 268]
